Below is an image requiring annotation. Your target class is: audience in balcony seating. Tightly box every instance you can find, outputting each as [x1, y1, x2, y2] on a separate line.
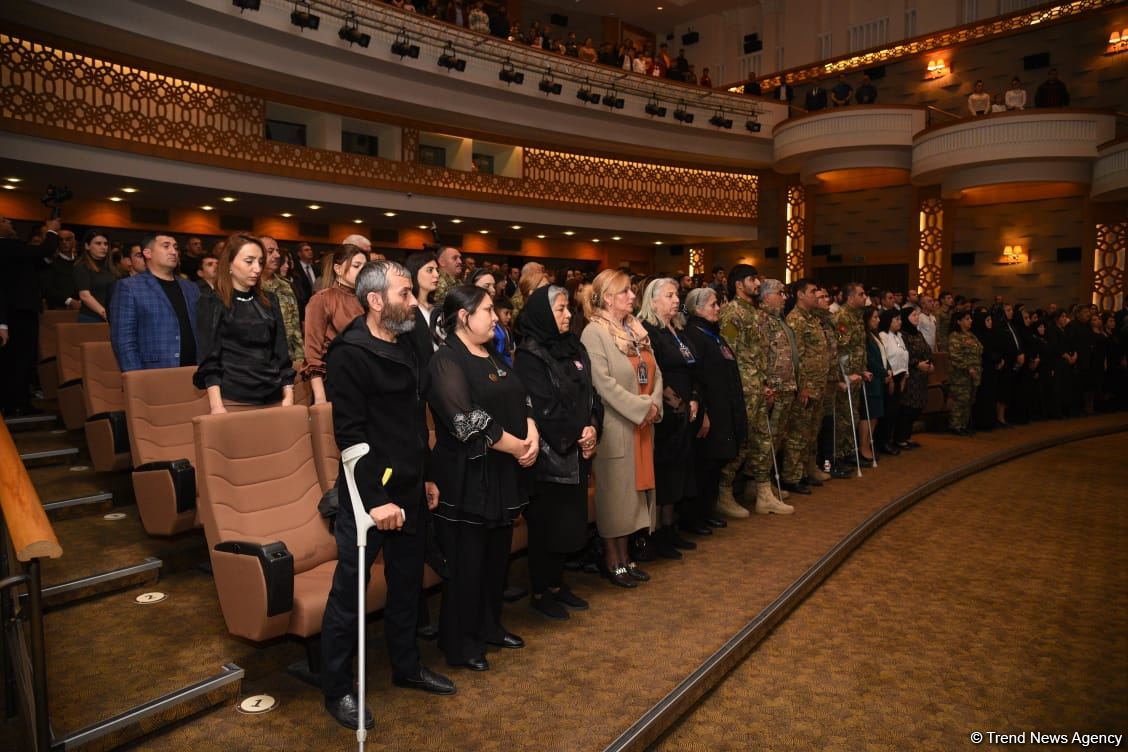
[1005, 77, 1027, 110]
[74, 229, 117, 323]
[41, 227, 79, 311]
[110, 233, 200, 372]
[831, 74, 853, 107]
[304, 244, 368, 404]
[426, 285, 537, 671]
[194, 234, 295, 413]
[805, 82, 828, 111]
[699, 67, 712, 88]
[1034, 68, 1069, 108]
[321, 260, 454, 731]
[855, 74, 877, 104]
[578, 37, 597, 63]
[968, 80, 991, 116]
[468, 1, 489, 33]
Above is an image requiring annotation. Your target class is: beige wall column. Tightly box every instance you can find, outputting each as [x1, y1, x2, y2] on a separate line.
[911, 187, 946, 298]
[783, 182, 808, 283]
[1088, 203, 1127, 311]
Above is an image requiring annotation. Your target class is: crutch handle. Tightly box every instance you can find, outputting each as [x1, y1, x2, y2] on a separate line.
[341, 443, 376, 547]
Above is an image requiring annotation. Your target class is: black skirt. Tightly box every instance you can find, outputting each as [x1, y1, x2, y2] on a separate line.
[526, 480, 589, 553]
[653, 411, 696, 506]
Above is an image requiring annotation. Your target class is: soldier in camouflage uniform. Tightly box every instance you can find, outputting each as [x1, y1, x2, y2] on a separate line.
[259, 236, 305, 362]
[782, 279, 830, 493]
[431, 245, 464, 306]
[717, 266, 793, 516]
[833, 282, 870, 466]
[812, 288, 841, 478]
[946, 310, 982, 434]
[935, 291, 953, 352]
[753, 279, 798, 511]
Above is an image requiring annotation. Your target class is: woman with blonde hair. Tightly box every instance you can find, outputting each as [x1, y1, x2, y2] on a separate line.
[303, 244, 367, 404]
[580, 269, 663, 588]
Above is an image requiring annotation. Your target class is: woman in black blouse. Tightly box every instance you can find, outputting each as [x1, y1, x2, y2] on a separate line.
[404, 251, 440, 369]
[425, 286, 539, 671]
[74, 229, 118, 323]
[896, 307, 933, 448]
[514, 285, 602, 621]
[195, 234, 295, 413]
[639, 278, 701, 559]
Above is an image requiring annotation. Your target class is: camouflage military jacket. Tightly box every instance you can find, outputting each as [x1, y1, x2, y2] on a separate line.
[832, 305, 866, 376]
[433, 270, 460, 306]
[511, 290, 526, 320]
[935, 307, 952, 352]
[718, 296, 766, 396]
[814, 309, 839, 386]
[261, 276, 304, 363]
[761, 307, 798, 392]
[947, 330, 983, 384]
[787, 306, 831, 399]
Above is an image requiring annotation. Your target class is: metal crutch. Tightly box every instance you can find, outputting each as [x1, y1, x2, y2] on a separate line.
[838, 355, 863, 478]
[341, 443, 398, 752]
[763, 394, 785, 502]
[858, 373, 878, 469]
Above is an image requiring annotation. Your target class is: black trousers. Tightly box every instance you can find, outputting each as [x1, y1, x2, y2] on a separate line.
[320, 502, 425, 699]
[528, 548, 566, 594]
[816, 414, 835, 468]
[689, 454, 724, 523]
[435, 518, 512, 665]
[876, 374, 904, 447]
[0, 309, 39, 412]
[894, 405, 921, 443]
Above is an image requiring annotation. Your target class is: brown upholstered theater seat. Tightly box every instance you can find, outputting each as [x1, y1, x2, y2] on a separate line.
[924, 351, 951, 414]
[123, 366, 208, 536]
[37, 309, 78, 400]
[193, 405, 387, 642]
[309, 402, 339, 495]
[81, 341, 130, 472]
[55, 322, 110, 430]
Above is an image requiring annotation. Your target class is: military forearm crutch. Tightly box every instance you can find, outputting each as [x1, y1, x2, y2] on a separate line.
[763, 390, 785, 501]
[859, 374, 878, 468]
[341, 444, 398, 752]
[838, 355, 863, 478]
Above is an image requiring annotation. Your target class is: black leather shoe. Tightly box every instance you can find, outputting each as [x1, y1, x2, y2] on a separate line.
[668, 528, 698, 550]
[530, 592, 569, 620]
[626, 562, 650, 582]
[830, 466, 854, 479]
[781, 481, 812, 496]
[629, 534, 657, 562]
[416, 623, 439, 641]
[393, 666, 457, 695]
[553, 584, 589, 610]
[487, 632, 525, 649]
[802, 476, 824, 487]
[453, 656, 490, 672]
[878, 443, 901, 456]
[604, 564, 636, 588]
[324, 693, 374, 730]
[679, 521, 713, 536]
[704, 515, 727, 528]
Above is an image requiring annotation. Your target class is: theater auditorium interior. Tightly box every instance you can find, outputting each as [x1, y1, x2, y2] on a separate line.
[0, 0, 1126, 750]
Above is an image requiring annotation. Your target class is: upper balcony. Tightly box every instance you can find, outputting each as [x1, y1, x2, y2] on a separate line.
[911, 109, 1117, 196]
[1092, 137, 1128, 202]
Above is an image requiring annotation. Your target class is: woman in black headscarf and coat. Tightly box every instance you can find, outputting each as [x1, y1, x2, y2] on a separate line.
[971, 309, 1004, 431]
[514, 285, 603, 621]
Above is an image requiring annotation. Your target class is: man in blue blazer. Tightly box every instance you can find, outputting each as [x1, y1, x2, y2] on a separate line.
[110, 233, 201, 371]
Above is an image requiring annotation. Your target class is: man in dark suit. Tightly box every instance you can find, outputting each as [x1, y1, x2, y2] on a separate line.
[291, 242, 317, 319]
[109, 233, 200, 372]
[0, 215, 59, 415]
[41, 227, 81, 310]
[805, 82, 828, 111]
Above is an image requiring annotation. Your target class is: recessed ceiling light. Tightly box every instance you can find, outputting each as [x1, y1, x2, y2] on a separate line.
[510, 225, 522, 230]
[108, 196, 124, 202]
[479, 229, 490, 234]
[2, 185, 16, 191]
[654, 240, 663, 245]
[121, 187, 138, 193]
[5, 177, 21, 183]
[201, 205, 214, 211]
[221, 196, 236, 203]
[611, 236, 622, 241]
[536, 234, 546, 239]
[353, 219, 364, 224]
[657, 5, 664, 9]
[417, 224, 429, 230]
[592, 239, 600, 243]
[308, 204, 321, 210]
[281, 212, 293, 218]
[451, 218, 463, 224]
[563, 231, 575, 236]
[383, 211, 397, 217]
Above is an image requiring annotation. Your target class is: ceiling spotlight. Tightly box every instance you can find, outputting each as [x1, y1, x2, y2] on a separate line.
[611, 236, 622, 241]
[308, 204, 321, 210]
[479, 229, 490, 234]
[281, 212, 293, 218]
[592, 239, 601, 243]
[563, 231, 576, 236]
[290, 0, 320, 31]
[709, 110, 733, 129]
[674, 101, 694, 124]
[221, 196, 236, 202]
[353, 219, 364, 224]
[746, 119, 762, 132]
[498, 58, 524, 85]
[536, 234, 547, 239]
[510, 225, 522, 230]
[2, 185, 16, 190]
[121, 187, 138, 193]
[417, 224, 429, 229]
[451, 218, 463, 224]
[201, 205, 214, 211]
[538, 68, 563, 96]
[654, 240, 664, 245]
[576, 79, 600, 104]
[232, 0, 260, 10]
[645, 96, 667, 118]
[108, 196, 123, 202]
[5, 177, 21, 183]
[338, 12, 370, 48]
[383, 211, 397, 217]
[602, 90, 625, 109]
[438, 42, 466, 72]
[391, 29, 420, 58]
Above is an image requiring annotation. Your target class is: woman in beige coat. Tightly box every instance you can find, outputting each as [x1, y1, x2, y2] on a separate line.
[580, 269, 663, 588]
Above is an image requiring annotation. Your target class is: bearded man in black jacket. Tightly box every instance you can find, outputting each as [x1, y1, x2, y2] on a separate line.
[320, 260, 455, 731]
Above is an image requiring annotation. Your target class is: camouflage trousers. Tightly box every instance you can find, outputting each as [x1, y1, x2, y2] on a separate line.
[948, 375, 978, 430]
[782, 392, 823, 484]
[834, 381, 861, 459]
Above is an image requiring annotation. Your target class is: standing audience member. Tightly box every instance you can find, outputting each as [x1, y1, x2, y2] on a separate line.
[292, 242, 318, 314]
[580, 269, 662, 588]
[994, 303, 1025, 426]
[514, 285, 602, 621]
[74, 229, 117, 322]
[699, 67, 712, 87]
[432, 245, 464, 306]
[971, 310, 1004, 431]
[896, 307, 932, 448]
[405, 251, 441, 367]
[194, 234, 295, 413]
[781, 280, 832, 495]
[511, 261, 549, 321]
[877, 309, 908, 454]
[180, 237, 205, 281]
[110, 233, 200, 372]
[198, 253, 218, 293]
[124, 243, 146, 276]
[1034, 68, 1070, 108]
[41, 228, 80, 310]
[830, 74, 852, 106]
[947, 311, 982, 435]
[812, 287, 846, 478]
[321, 260, 454, 732]
[683, 287, 746, 523]
[833, 283, 870, 469]
[426, 286, 537, 671]
[968, 80, 991, 116]
[259, 235, 304, 363]
[1068, 304, 1097, 415]
[860, 307, 886, 463]
[855, 74, 877, 104]
[303, 244, 367, 404]
[640, 278, 701, 557]
[805, 82, 828, 111]
[917, 294, 938, 351]
[1005, 77, 1027, 110]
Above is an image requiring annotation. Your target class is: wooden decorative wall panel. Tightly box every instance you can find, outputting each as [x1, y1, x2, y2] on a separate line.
[0, 34, 756, 222]
[1092, 222, 1126, 311]
[916, 197, 944, 298]
[784, 185, 806, 283]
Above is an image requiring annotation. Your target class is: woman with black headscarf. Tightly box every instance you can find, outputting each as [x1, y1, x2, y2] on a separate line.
[896, 307, 933, 448]
[1029, 318, 1054, 420]
[514, 285, 603, 621]
[971, 309, 1004, 431]
[992, 303, 1025, 427]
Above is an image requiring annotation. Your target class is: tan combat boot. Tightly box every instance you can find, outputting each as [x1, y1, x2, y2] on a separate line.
[807, 457, 830, 482]
[755, 483, 794, 515]
[716, 484, 750, 519]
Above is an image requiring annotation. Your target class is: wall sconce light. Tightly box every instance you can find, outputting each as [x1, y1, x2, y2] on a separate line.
[998, 245, 1027, 265]
[1106, 29, 1128, 55]
[925, 59, 947, 79]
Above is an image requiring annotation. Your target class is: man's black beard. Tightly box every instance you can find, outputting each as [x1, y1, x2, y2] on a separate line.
[383, 302, 417, 335]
